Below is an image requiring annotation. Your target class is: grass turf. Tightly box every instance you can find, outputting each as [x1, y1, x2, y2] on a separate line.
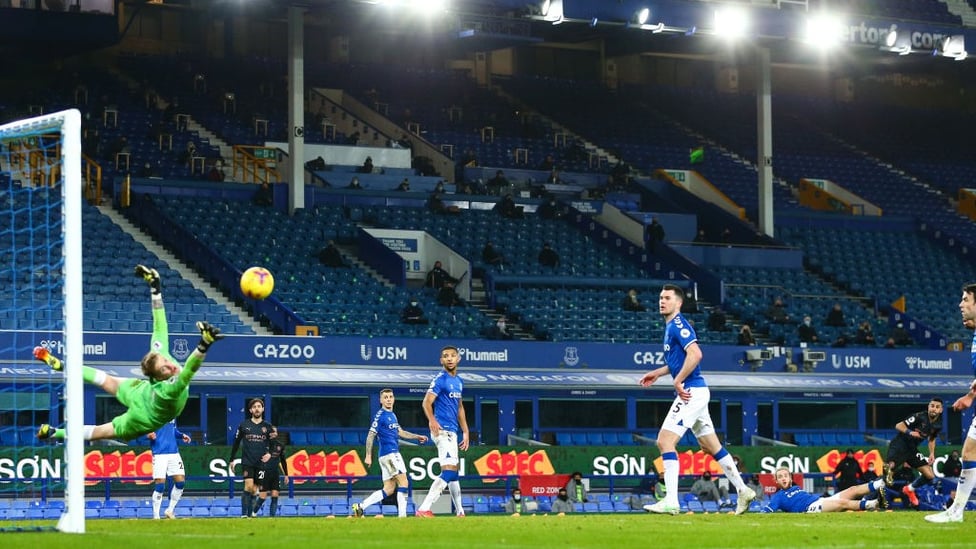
[0, 512, 971, 548]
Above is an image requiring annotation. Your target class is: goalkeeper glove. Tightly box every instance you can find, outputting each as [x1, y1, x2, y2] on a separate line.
[196, 321, 225, 353]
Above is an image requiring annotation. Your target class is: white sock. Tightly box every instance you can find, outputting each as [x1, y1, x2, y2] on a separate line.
[361, 489, 386, 509]
[397, 490, 407, 518]
[664, 459, 679, 507]
[82, 425, 95, 440]
[167, 485, 183, 511]
[716, 453, 747, 493]
[152, 490, 163, 517]
[419, 477, 447, 512]
[949, 466, 975, 514]
[448, 481, 463, 515]
[871, 479, 885, 492]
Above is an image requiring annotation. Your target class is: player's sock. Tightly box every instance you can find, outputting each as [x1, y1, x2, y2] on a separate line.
[396, 487, 408, 518]
[361, 489, 386, 509]
[662, 451, 680, 508]
[419, 476, 447, 512]
[253, 497, 266, 515]
[82, 366, 107, 386]
[242, 491, 252, 517]
[713, 448, 747, 492]
[911, 475, 932, 489]
[152, 486, 164, 518]
[169, 481, 184, 511]
[448, 481, 463, 514]
[869, 478, 885, 493]
[270, 496, 278, 517]
[947, 461, 976, 514]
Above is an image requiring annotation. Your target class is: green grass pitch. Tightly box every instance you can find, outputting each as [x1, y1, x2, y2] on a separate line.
[0, 512, 970, 548]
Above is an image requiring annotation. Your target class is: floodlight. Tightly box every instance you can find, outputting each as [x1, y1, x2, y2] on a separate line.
[714, 7, 749, 39]
[634, 8, 649, 26]
[803, 13, 844, 50]
[540, 0, 562, 23]
[883, 28, 911, 55]
[939, 35, 967, 61]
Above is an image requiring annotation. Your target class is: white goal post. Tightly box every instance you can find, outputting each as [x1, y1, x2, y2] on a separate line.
[0, 108, 85, 533]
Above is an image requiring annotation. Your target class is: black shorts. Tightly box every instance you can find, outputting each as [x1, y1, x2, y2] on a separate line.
[886, 437, 928, 469]
[257, 468, 281, 491]
[241, 465, 262, 480]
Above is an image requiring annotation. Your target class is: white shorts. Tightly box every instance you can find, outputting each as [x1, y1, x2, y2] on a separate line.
[152, 453, 185, 479]
[377, 452, 407, 481]
[805, 499, 825, 513]
[967, 414, 976, 441]
[433, 430, 460, 467]
[660, 386, 716, 439]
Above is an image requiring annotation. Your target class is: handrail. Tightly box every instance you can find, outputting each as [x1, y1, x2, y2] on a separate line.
[232, 145, 281, 184]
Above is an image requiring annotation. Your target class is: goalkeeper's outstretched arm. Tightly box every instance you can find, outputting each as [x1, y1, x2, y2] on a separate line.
[179, 321, 225, 386]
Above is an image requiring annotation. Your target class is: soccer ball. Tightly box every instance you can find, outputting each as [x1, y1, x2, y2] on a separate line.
[240, 266, 274, 300]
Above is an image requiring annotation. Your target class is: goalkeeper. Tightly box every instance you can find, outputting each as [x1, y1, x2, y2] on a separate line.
[35, 265, 224, 442]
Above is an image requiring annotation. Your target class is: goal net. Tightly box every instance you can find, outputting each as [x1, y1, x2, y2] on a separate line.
[0, 109, 84, 533]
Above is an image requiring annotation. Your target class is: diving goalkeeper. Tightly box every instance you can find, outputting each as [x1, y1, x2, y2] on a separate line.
[36, 265, 224, 442]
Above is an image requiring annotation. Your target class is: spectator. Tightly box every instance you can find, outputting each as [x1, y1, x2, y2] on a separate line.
[357, 156, 374, 174]
[707, 307, 728, 332]
[536, 196, 562, 220]
[426, 193, 458, 215]
[825, 303, 846, 327]
[798, 315, 819, 344]
[546, 168, 562, 185]
[644, 217, 665, 251]
[436, 280, 463, 307]
[346, 176, 362, 190]
[253, 181, 273, 207]
[481, 241, 505, 267]
[765, 297, 791, 324]
[889, 322, 913, 346]
[737, 324, 757, 346]
[861, 462, 879, 484]
[694, 228, 708, 243]
[538, 242, 560, 269]
[504, 488, 528, 515]
[305, 156, 327, 171]
[432, 181, 446, 195]
[424, 261, 458, 290]
[690, 471, 732, 508]
[139, 161, 158, 178]
[395, 178, 410, 192]
[627, 472, 663, 510]
[833, 449, 863, 491]
[550, 487, 573, 515]
[537, 154, 555, 171]
[622, 288, 647, 312]
[487, 170, 509, 195]
[400, 298, 429, 325]
[317, 240, 348, 268]
[207, 162, 225, 182]
[493, 193, 523, 219]
[490, 316, 513, 340]
[855, 321, 876, 346]
[566, 471, 588, 503]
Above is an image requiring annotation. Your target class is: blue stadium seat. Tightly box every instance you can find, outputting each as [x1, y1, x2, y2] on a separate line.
[289, 431, 308, 445]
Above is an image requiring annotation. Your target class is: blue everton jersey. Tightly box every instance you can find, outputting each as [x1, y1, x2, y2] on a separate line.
[970, 330, 976, 377]
[663, 313, 706, 388]
[370, 408, 402, 457]
[761, 486, 819, 513]
[428, 371, 463, 433]
[150, 420, 185, 455]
